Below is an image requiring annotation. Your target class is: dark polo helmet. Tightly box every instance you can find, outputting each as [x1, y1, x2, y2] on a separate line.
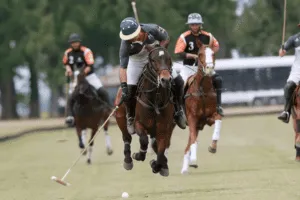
[119, 17, 141, 40]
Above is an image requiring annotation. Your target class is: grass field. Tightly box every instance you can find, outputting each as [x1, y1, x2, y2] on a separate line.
[1, 115, 300, 200]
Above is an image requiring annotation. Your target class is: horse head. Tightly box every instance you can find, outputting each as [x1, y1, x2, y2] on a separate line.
[196, 39, 215, 77]
[75, 67, 93, 100]
[147, 45, 173, 88]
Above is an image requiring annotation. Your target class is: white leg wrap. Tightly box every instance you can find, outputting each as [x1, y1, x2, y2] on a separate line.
[181, 152, 190, 174]
[164, 148, 169, 158]
[104, 131, 112, 148]
[212, 120, 222, 141]
[190, 142, 197, 162]
[81, 129, 87, 145]
[88, 146, 93, 160]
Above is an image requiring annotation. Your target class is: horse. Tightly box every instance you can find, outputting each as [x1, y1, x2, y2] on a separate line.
[71, 68, 113, 164]
[290, 86, 300, 161]
[115, 46, 175, 176]
[181, 39, 222, 174]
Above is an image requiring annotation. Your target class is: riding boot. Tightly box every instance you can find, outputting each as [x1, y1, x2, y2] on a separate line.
[125, 85, 137, 134]
[278, 81, 296, 123]
[65, 93, 75, 127]
[173, 75, 187, 129]
[212, 74, 224, 117]
[96, 87, 111, 108]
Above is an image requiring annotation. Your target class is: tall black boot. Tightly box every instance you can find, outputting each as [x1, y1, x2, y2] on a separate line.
[278, 81, 296, 123]
[65, 93, 75, 127]
[212, 74, 224, 117]
[124, 85, 137, 134]
[97, 87, 111, 107]
[173, 75, 187, 129]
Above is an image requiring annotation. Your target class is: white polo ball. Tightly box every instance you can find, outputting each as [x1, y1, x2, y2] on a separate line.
[122, 192, 129, 198]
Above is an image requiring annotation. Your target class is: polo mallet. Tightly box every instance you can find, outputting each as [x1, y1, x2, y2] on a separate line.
[281, 0, 287, 49]
[51, 99, 124, 186]
[57, 76, 71, 143]
[131, 0, 140, 23]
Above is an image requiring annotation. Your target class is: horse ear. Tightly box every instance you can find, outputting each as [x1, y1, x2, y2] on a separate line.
[145, 44, 154, 52]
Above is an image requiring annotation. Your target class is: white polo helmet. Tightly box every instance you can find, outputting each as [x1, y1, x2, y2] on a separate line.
[186, 13, 204, 24]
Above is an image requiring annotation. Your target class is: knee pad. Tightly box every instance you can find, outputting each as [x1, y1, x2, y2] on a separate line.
[174, 74, 184, 87]
[284, 81, 296, 96]
[213, 74, 223, 89]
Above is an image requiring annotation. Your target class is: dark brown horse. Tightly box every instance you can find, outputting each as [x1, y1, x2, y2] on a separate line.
[181, 40, 222, 174]
[115, 46, 175, 176]
[72, 68, 113, 164]
[290, 86, 300, 161]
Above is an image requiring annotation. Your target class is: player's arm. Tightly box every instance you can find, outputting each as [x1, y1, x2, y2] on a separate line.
[174, 35, 198, 60]
[119, 40, 130, 83]
[209, 34, 220, 53]
[83, 48, 94, 74]
[152, 25, 170, 49]
[280, 35, 296, 57]
[62, 50, 72, 76]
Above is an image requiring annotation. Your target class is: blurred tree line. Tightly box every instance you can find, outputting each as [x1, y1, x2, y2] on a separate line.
[0, 0, 298, 119]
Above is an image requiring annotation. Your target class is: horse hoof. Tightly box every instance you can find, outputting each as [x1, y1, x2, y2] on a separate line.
[87, 159, 91, 164]
[106, 148, 113, 156]
[181, 168, 189, 175]
[208, 146, 217, 154]
[123, 162, 134, 170]
[189, 164, 198, 168]
[150, 160, 159, 174]
[132, 153, 137, 160]
[79, 143, 85, 149]
[159, 168, 169, 177]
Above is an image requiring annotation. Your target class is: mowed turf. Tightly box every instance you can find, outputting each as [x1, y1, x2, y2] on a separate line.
[1, 115, 300, 200]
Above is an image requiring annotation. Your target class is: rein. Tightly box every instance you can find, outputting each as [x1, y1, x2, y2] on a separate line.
[136, 47, 173, 115]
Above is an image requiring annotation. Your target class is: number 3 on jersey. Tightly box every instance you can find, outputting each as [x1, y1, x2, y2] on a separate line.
[188, 42, 194, 51]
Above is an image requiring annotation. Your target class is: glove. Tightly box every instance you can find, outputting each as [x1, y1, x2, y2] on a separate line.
[120, 82, 129, 102]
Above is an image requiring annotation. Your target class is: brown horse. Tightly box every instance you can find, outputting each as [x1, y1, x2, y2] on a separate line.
[115, 46, 175, 176]
[72, 68, 113, 164]
[290, 86, 300, 161]
[181, 40, 222, 174]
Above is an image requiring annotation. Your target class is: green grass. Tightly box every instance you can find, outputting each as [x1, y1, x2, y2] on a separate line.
[0, 115, 300, 200]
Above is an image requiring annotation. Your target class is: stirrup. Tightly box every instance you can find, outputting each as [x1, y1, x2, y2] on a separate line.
[278, 111, 290, 123]
[174, 110, 187, 129]
[217, 106, 224, 117]
[126, 116, 135, 134]
[65, 116, 75, 127]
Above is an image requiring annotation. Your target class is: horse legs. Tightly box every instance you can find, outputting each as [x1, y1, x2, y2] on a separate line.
[122, 130, 133, 170]
[132, 122, 148, 162]
[104, 125, 113, 156]
[87, 128, 97, 164]
[181, 120, 198, 174]
[209, 115, 222, 154]
[150, 135, 169, 177]
[76, 126, 86, 154]
[293, 118, 300, 162]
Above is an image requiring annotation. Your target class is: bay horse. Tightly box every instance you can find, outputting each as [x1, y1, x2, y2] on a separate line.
[181, 39, 222, 174]
[72, 68, 113, 164]
[290, 86, 300, 161]
[115, 46, 175, 176]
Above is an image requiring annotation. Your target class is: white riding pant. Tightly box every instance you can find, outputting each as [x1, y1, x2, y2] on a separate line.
[85, 73, 103, 90]
[287, 61, 300, 84]
[127, 45, 178, 85]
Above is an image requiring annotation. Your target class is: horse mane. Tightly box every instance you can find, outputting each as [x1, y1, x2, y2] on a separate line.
[196, 38, 206, 68]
